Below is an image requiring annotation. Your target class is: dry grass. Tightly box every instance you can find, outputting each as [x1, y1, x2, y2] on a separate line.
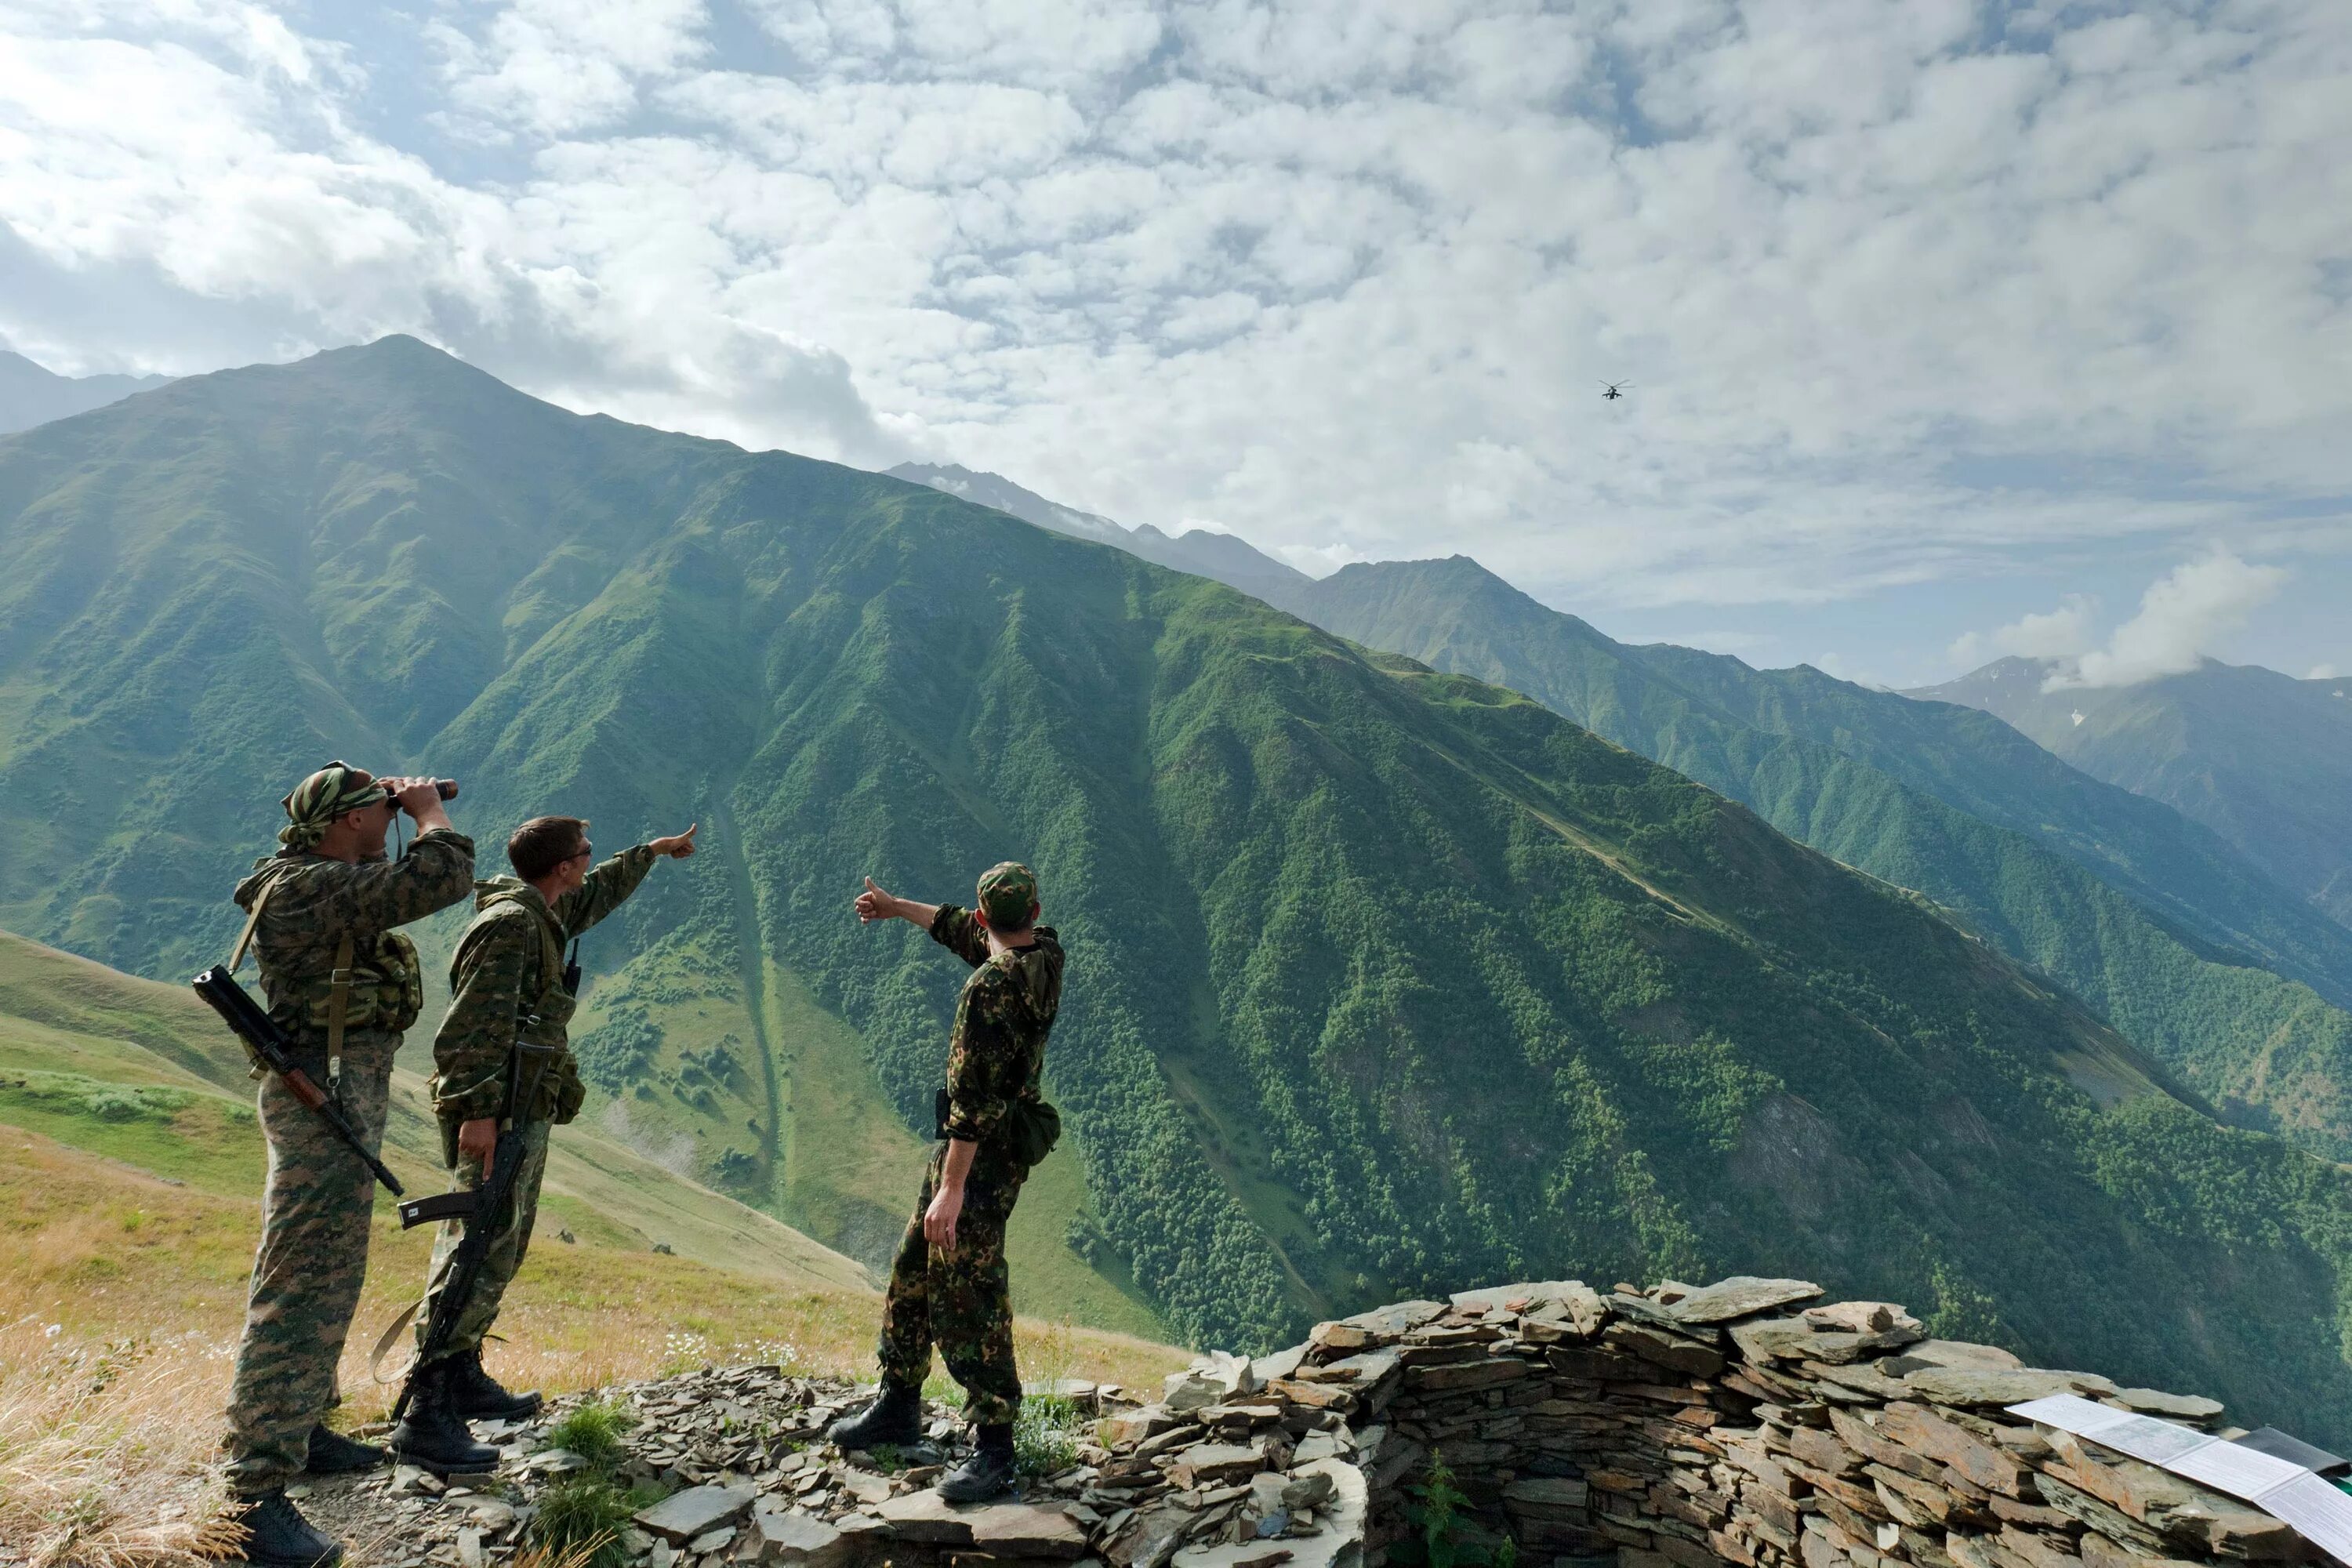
[0, 1317, 244, 1567]
[0, 1124, 1185, 1567]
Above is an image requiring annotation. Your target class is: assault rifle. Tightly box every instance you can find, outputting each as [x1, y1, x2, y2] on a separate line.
[191, 965, 405, 1196]
[388, 1041, 561, 1426]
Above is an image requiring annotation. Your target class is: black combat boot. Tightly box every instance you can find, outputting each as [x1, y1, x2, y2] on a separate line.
[825, 1380, 923, 1451]
[303, 1423, 389, 1475]
[227, 1489, 344, 1568]
[936, 1422, 1017, 1503]
[445, 1347, 542, 1421]
[387, 1361, 503, 1475]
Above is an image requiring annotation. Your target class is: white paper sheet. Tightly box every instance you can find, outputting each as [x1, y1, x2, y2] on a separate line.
[2172, 1439, 2311, 1501]
[2009, 1394, 2351, 1565]
[2007, 1394, 2133, 1435]
[2259, 1474, 2352, 1565]
[2095, 1415, 2223, 1465]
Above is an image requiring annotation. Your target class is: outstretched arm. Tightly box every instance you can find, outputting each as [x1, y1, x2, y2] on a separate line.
[858, 878, 989, 966]
[556, 822, 694, 938]
[855, 877, 939, 931]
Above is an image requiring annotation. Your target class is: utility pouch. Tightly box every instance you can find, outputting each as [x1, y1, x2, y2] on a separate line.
[1005, 1097, 1062, 1169]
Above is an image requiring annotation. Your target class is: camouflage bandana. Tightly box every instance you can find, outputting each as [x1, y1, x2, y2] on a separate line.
[278, 761, 388, 851]
[976, 861, 1039, 927]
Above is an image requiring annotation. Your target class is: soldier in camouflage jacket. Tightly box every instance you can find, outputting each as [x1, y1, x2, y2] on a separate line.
[830, 860, 1065, 1504]
[222, 764, 474, 1567]
[390, 812, 695, 1455]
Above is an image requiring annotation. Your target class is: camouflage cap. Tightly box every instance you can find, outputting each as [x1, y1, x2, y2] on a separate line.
[279, 760, 388, 850]
[976, 861, 1040, 927]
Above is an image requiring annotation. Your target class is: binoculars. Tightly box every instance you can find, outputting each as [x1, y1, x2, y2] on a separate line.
[395, 779, 460, 809]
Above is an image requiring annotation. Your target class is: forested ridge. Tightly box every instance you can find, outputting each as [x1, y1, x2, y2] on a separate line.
[1281, 556, 2352, 1161]
[5, 339, 2352, 1435]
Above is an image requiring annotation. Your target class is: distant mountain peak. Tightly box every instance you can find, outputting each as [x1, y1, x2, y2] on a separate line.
[1915, 654, 2352, 927]
[0, 347, 174, 436]
[886, 459, 1312, 601]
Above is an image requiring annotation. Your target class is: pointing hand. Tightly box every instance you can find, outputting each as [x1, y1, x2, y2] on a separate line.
[649, 823, 698, 858]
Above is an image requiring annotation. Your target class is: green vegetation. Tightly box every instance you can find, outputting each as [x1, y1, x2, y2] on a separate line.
[1284, 556, 2352, 1160]
[537, 1397, 659, 1568]
[1014, 1394, 1083, 1478]
[1393, 1453, 1515, 1568]
[546, 1397, 637, 1468]
[535, 1416, 664, 1568]
[9, 340, 2352, 1443]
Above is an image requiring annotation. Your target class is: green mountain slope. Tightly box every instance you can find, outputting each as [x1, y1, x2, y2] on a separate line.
[1916, 657, 2352, 931]
[1276, 556, 2352, 1156]
[11, 340, 2352, 1439]
[0, 927, 873, 1289]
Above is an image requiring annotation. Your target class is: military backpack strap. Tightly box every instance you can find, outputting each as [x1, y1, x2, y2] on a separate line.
[325, 931, 356, 1084]
[227, 877, 278, 974]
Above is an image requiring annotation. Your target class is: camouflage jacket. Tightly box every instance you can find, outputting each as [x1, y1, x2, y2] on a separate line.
[430, 845, 658, 1127]
[928, 905, 1063, 1146]
[230, 828, 476, 1047]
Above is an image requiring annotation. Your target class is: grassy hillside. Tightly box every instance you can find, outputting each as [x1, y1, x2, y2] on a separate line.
[12, 341, 2352, 1439]
[0, 927, 873, 1289]
[1283, 556, 2352, 1159]
[1917, 656, 2352, 931]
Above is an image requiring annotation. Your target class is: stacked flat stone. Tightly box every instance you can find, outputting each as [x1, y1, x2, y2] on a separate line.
[1246, 1276, 2325, 1568]
[307, 1279, 2337, 1568]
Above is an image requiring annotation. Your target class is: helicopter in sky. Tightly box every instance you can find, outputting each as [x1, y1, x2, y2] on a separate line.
[1600, 381, 1632, 400]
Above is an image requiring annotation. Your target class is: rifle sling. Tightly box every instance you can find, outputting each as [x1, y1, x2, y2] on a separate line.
[228, 882, 270, 974]
[228, 874, 354, 1085]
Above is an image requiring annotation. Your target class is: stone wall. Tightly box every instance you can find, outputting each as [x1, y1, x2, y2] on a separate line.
[1093, 1276, 2335, 1568]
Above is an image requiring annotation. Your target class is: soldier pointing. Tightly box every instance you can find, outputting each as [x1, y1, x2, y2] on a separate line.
[221, 764, 475, 1568]
[389, 814, 697, 1472]
[829, 861, 1065, 1502]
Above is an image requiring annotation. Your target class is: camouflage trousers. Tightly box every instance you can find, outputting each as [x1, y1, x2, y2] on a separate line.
[877, 1146, 1027, 1426]
[223, 1029, 401, 1497]
[416, 1117, 552, 1365]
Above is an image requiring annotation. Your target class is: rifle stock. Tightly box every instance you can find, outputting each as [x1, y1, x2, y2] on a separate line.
[190, 966, 404, 1196]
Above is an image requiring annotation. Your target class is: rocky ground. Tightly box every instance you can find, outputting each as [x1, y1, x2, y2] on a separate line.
[300, 1355, 1358, 1568]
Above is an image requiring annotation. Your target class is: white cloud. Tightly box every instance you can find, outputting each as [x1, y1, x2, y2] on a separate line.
[0, 0, 2347, 626]
[1948, 594, 2099, 669]
[2308, 664, 2341, 681]
[434, 0, 710, 137]
[2045, 552, 2290, 691]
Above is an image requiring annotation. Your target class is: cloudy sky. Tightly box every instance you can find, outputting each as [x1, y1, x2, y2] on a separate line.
[2, 0, 2346, 686]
